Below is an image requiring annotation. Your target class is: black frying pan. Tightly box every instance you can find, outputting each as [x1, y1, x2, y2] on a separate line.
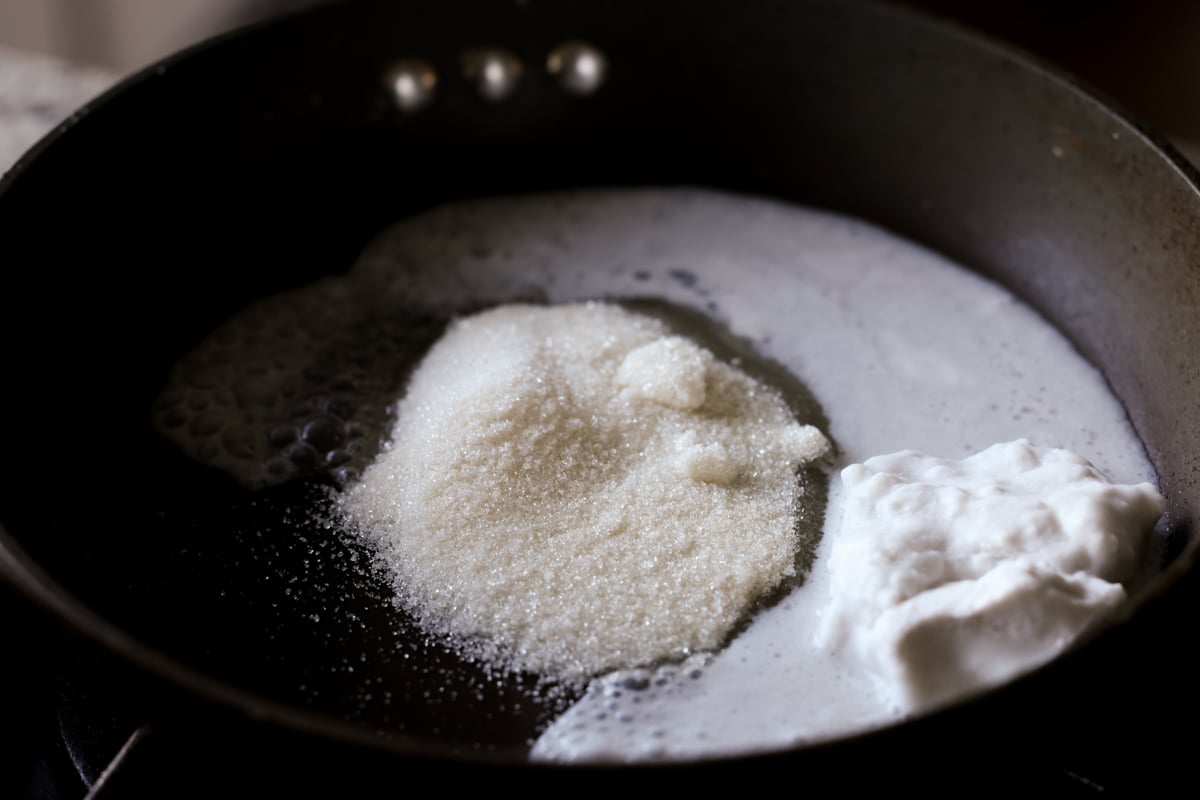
[2, 0, 1199, 792]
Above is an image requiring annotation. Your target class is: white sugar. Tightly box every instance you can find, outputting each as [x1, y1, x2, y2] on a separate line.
[339, 302, 830, 682]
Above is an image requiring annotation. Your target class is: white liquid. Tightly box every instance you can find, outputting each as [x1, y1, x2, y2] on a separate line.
[154, 186, 1157, 761]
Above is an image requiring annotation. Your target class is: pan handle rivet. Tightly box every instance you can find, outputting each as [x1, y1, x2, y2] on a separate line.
[462, 48, 524, 103]
[547, 40, 607, 96]
[384, 58, 438, 113]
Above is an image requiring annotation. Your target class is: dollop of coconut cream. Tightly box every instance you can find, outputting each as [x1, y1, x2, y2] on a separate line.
[816, 439, 1165, 711]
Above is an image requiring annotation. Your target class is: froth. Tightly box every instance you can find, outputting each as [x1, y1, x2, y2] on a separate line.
[153, 280, 444, 488]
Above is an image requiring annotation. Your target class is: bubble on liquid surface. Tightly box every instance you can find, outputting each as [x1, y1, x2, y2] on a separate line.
[153, 279, 446, 489]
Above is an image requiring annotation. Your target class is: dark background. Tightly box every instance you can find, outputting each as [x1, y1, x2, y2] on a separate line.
[899, 0, 1200, 150]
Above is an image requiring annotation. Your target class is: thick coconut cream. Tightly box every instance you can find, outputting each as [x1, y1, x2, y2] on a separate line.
[815, 440, 1163, 713]
[152, 187, 1163, 763]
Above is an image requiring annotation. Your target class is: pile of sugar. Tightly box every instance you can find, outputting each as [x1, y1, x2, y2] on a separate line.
[339, 302, 830, 681]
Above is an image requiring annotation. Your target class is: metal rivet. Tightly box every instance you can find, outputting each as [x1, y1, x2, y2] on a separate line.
[384, 59, 437, 113]
[462, 48, 524, 103]
[547, 40, 608, 96]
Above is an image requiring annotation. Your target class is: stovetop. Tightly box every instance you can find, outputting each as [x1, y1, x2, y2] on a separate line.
[4, 594, 77, 798]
